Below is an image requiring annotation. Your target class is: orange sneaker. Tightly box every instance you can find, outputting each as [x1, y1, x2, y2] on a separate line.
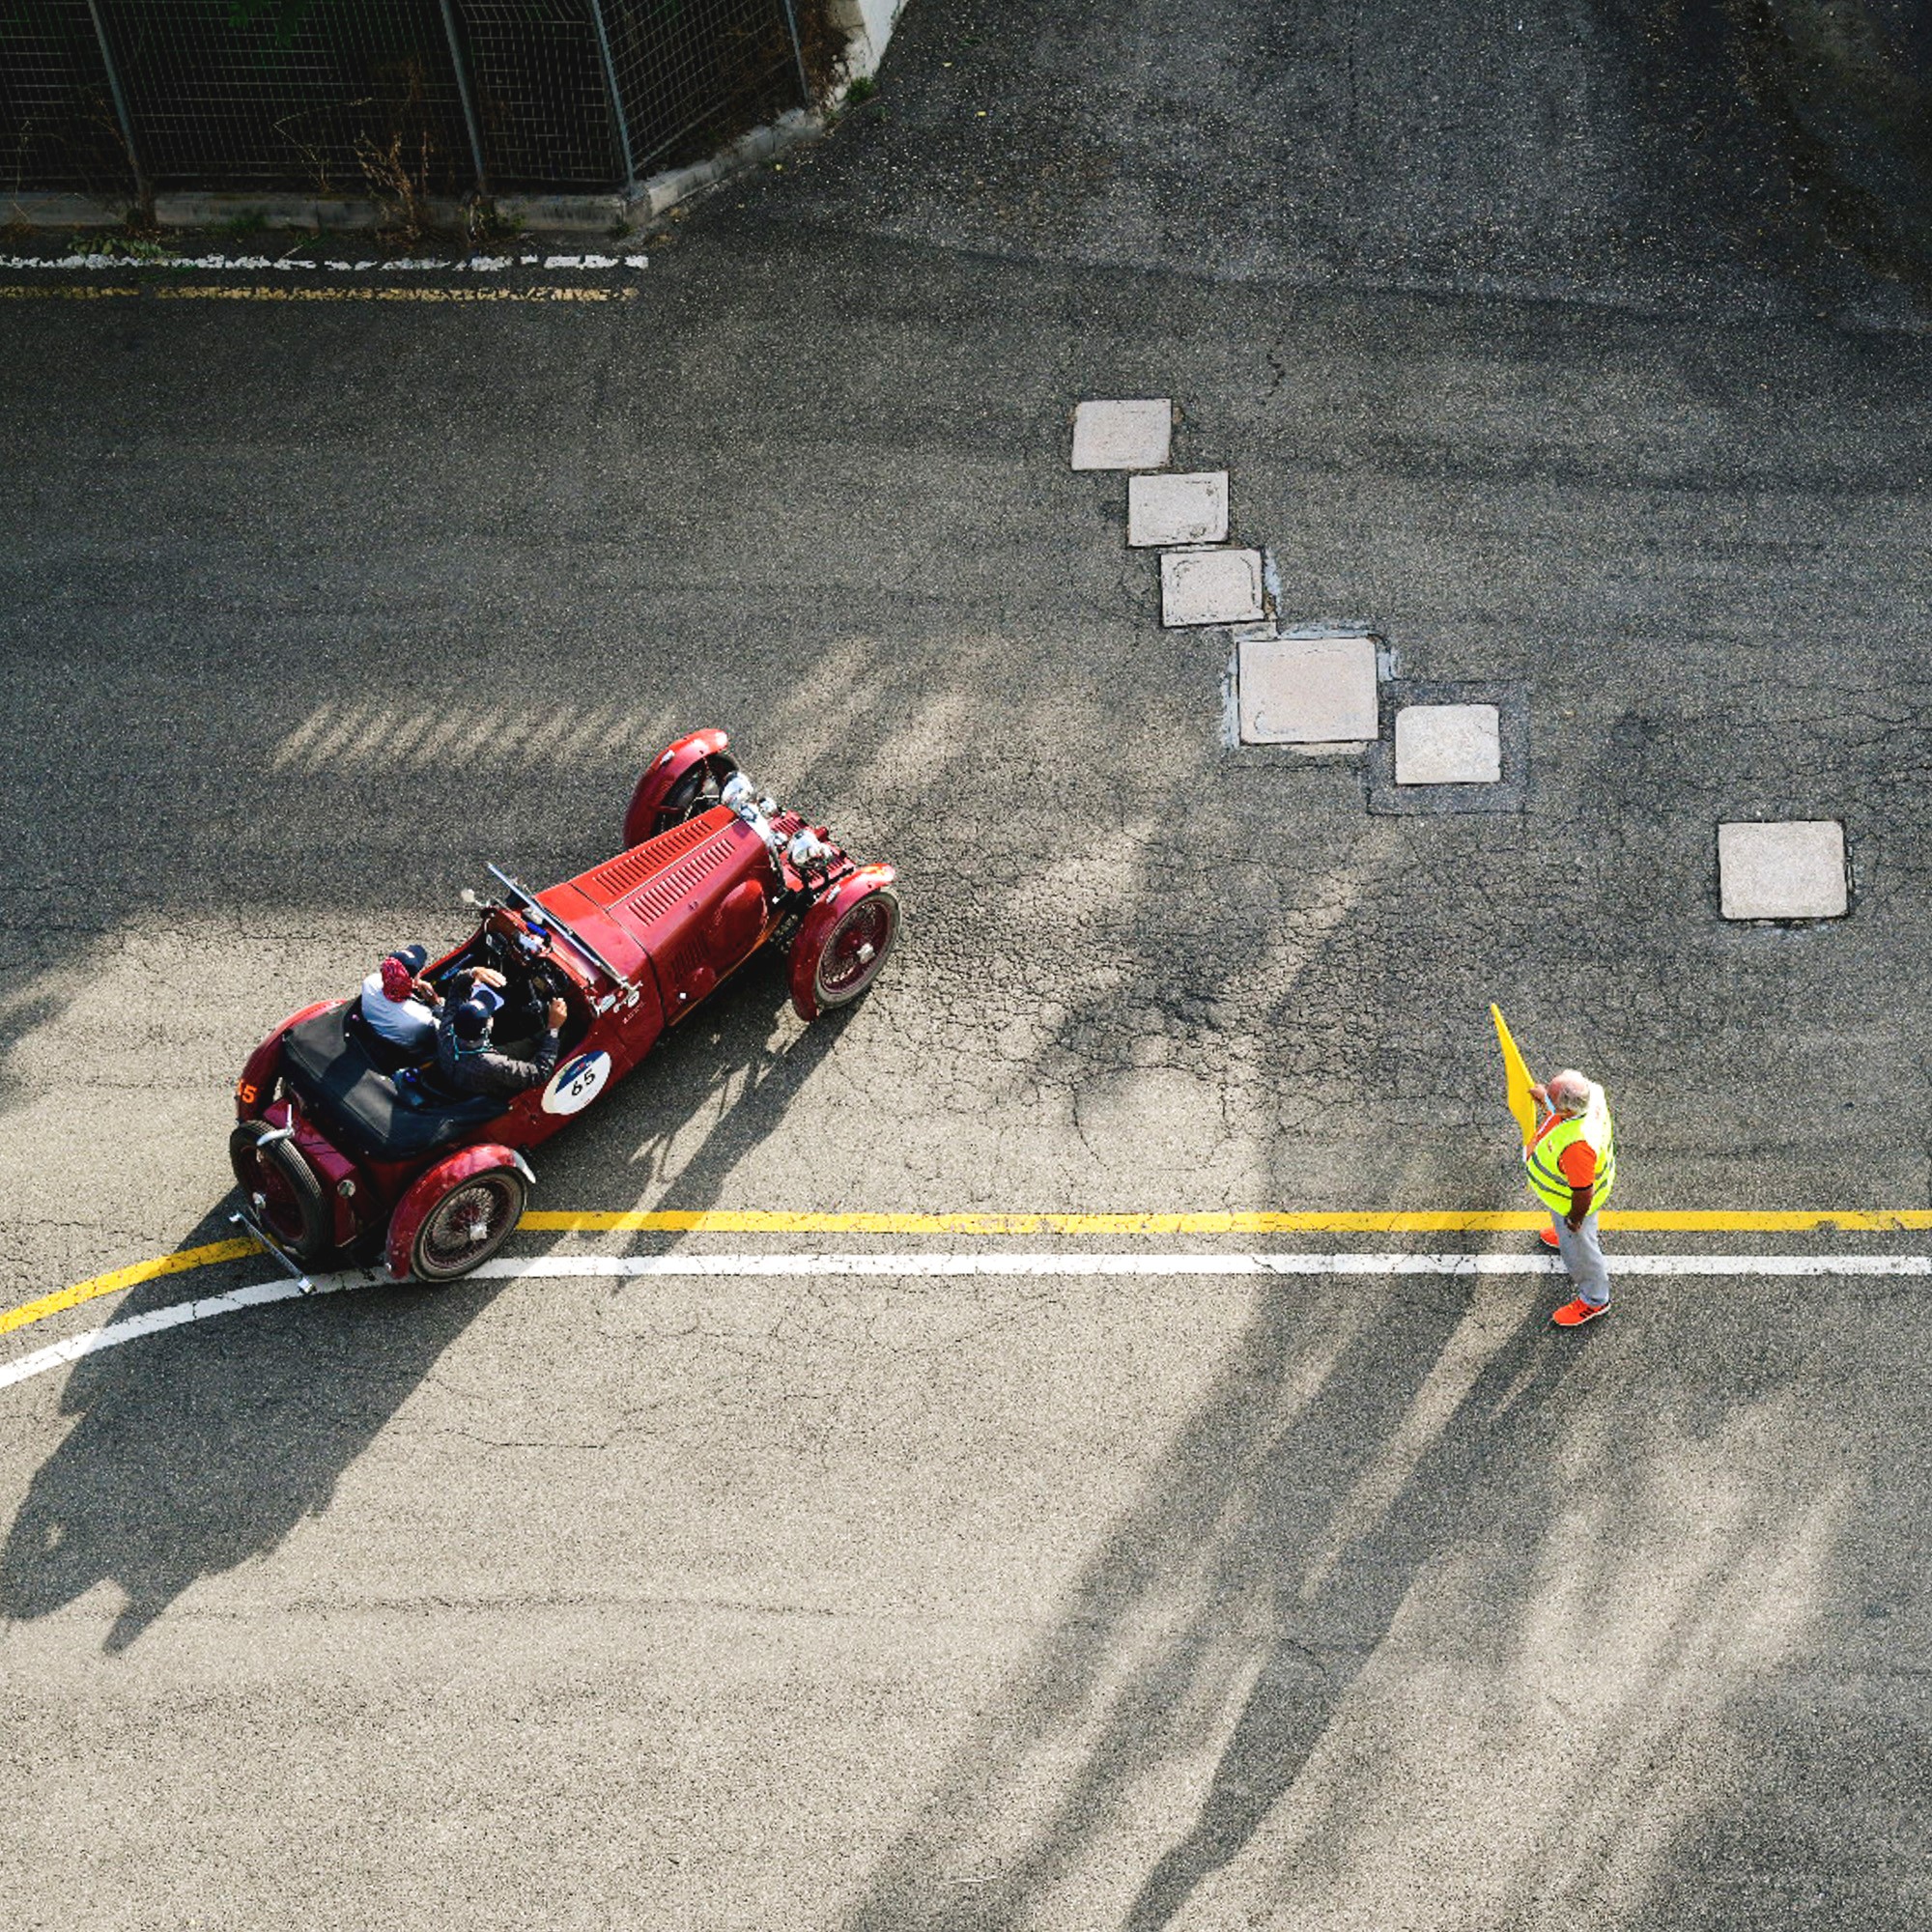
[1538, 1227, 1560, 1249]
[1551, 1296, 1608, 1327]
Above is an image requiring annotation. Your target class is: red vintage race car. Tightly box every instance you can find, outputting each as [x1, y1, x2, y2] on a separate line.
[229, 730, 898, 1286]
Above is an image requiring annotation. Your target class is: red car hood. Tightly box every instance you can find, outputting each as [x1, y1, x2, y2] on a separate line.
[538, 806, 775, 972]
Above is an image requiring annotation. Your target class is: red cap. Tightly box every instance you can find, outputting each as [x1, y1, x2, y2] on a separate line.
[379, 956, 416, 1001]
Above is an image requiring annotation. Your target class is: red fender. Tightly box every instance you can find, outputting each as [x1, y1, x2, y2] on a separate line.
[385, 1143, 527, 1280]
[790, 865, 899, 1022]
[622, 728, 736, 849]
[235, 998, 342, 1121]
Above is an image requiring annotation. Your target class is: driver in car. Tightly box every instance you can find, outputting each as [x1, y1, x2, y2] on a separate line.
[435, 983, 569, 1100]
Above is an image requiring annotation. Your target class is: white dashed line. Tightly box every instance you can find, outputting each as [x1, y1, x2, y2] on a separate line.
[0, 253, 649, 274]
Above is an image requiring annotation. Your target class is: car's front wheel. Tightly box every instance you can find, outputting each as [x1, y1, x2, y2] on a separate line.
[791, 883, 900, 1021]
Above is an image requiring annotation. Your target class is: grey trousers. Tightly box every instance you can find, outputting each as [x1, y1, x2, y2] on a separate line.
[1551, 1211, 1611, 1307]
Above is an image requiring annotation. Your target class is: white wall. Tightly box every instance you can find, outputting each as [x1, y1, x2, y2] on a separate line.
[830, 0, 910, 79]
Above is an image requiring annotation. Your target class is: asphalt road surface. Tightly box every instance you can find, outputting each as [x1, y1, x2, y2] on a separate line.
[4, 2, 1931, 1926]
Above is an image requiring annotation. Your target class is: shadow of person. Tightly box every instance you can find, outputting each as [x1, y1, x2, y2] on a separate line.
[0, 956, 840, 1656]
[1120, 1297, 1588, 1932]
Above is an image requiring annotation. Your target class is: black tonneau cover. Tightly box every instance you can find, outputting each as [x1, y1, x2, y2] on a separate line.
[280, 1005, 502, 1162]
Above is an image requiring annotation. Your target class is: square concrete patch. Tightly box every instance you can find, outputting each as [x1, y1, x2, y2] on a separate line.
[1162, 548, 1264, 627]
[1364, 679, 1528, 814]
[1394, 703, 1502, 784]
[1719, 820, 1848, 920]
[1070, 399, 1173, 470]
[1128, 471, 1229, 547]
[1237, 634, 1378, 743]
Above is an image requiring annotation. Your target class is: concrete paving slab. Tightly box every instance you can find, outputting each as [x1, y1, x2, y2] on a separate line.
[1237, 634, 1378, 743]
[1162, 547, 1264, 627]
[1364, 679, 1528, 814]
[1070, 398, 1172, 470]
[1394, 703, 1502, 784]
[1719, 820, 1849, 920]
[1127, 471, 1229, 547]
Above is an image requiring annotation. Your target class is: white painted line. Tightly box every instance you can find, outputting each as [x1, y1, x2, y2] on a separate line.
[2, 1251, 1925, 1396]
[473, 1252, 1932, 1280]
[0, 253, 649, 274]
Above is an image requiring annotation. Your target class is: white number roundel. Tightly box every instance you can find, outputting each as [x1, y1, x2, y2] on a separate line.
[541, 1049, 612, 1117]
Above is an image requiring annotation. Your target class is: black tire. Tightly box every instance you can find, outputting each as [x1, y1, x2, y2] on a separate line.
[409, 1168, 527, 1284]
[230, 1119, 333, 1264]
[652, 753, 740, 837]
[811, 888, 900, 1011]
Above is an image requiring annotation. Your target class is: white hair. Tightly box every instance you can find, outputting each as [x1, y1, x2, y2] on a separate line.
[1548, 1069, 1593, 1115]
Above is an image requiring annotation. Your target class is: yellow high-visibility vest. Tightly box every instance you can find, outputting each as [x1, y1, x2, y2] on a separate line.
[1524, 1088, 1616, 1215]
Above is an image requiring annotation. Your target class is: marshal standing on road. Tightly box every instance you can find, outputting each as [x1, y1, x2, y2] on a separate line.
[1525, 1069, 1617, 1327]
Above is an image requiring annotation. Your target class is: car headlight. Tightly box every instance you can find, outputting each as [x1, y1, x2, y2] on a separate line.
[787, 829, 835, 869]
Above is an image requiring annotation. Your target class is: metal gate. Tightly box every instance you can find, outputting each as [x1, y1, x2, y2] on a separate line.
[0, 0, 825, 200]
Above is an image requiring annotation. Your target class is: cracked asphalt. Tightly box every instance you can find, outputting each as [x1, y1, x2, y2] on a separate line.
[3, 1, 1931, 1925]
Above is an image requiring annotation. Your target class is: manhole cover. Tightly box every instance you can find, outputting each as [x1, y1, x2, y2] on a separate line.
[1070, 399, 1173, 470]
[1128, 471, 1229, 547]
[1163, 548, 1265, 628]
[1394, 704, 1501, 784]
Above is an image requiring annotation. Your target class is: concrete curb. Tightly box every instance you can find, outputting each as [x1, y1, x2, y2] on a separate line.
[1, 105, 829, 239]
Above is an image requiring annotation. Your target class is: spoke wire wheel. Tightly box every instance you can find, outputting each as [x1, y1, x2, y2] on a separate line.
[411, 1169, 527, 1284]
[813, 890, 899, 1009]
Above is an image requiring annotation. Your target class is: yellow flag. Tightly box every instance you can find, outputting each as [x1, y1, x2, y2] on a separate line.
[1490, 1005, 1538, 1149]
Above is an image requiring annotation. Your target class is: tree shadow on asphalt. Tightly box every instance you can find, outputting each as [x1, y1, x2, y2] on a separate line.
[829, 719, 1870, 1925]
[830, 1199, 1876, 1929]
[841, 1273, 1583, 1932]
[1115, 1289, 1577, 1932]
[0, 952, 840, 1656]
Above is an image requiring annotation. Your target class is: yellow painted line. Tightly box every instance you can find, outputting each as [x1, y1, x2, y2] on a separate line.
[0, 283, 140, 299]
[0, 283, 636, 304]
[0, 1238, 257, 1338]
[6, 1209, 1930, 1345]
[520, 1208, 1932, 1236]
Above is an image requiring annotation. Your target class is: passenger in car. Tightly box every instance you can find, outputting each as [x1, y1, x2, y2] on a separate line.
[361, 946, 506, 1054]
[435, 984, 568, 1100]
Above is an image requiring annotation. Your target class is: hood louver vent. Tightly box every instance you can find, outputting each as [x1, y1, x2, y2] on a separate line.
[582, 813, 721, 902]
[625, 830, 739, 925]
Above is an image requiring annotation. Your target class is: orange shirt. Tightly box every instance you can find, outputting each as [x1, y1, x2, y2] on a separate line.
[1531, 1114, 1599, 1190]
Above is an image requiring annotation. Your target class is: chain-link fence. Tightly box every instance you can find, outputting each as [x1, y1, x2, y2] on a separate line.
[1, 1, 124, 192]
[0, 0, 831, 203]
[463, 0, 622, 189]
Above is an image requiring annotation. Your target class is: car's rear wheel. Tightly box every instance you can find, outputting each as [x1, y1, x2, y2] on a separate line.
[809, 888, 900, 1011]
[229, 1119, 332, 1264]
[409, 1167, 527, 1284]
